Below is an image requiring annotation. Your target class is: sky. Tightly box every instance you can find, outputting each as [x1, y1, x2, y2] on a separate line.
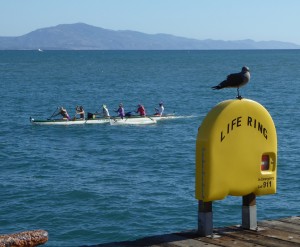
[1, 0, 300, 45]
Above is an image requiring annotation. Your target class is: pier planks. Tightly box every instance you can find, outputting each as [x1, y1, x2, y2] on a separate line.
[82, 216, 300, 247]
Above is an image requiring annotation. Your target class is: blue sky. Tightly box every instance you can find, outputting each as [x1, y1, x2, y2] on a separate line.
[1, 0, 300, 44]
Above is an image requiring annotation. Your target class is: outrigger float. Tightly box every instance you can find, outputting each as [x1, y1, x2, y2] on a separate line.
[29, 114, 176, 126]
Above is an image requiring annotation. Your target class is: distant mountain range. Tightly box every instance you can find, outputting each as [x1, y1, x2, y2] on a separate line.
[1, 23, 299, 50]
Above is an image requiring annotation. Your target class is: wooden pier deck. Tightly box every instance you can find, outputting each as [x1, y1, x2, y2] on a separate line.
[82, 216, 300, 247]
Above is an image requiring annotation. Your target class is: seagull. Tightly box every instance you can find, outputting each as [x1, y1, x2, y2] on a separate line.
[212, 66, 250, 99]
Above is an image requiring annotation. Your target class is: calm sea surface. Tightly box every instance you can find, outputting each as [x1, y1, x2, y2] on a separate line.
[1, 50, 299, 246]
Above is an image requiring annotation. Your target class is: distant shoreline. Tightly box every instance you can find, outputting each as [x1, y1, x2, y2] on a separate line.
[1, 23, 299, 50]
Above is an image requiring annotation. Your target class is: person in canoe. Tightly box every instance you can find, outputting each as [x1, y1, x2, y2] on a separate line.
[154, 102, 164, 116]
[54, 107, 71, 120]
[102, 104, 110, 117]
[75, 105, 85, 120]
[136, 104, 146, 117]
[115, 103, 125, 119]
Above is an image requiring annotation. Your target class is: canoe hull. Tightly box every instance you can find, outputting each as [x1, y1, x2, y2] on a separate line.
[30, 117, 109, 125]
[30, 114, 175, 126]
[30, 116, 157, 125]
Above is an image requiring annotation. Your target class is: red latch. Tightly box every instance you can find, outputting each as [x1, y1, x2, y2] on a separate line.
[261, 155, 270, 171]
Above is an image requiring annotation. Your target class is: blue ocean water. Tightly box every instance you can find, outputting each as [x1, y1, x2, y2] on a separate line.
[0, 50, 299, 247]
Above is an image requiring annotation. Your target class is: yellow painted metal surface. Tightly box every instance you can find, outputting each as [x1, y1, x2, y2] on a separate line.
[195, 99, 277, 201]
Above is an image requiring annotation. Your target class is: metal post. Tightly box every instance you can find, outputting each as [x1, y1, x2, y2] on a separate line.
[242, 193, 257, 230]
[198, 200, 213, 236]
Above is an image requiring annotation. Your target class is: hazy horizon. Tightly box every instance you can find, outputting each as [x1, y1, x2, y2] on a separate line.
[1, 1, 300, 45]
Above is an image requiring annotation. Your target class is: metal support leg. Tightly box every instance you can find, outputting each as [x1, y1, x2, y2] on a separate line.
[242, 193, 257, 230]
[198, 200, 213, 236]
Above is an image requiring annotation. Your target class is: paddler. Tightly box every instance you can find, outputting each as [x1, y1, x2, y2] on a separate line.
[154, 102, 164, 116]
[75, 105, 85, 119]
[136, 104, 146, 117]
[54, 107, 71, 120]
[115, 103, 125, 119]
[102, 104, 110, 117]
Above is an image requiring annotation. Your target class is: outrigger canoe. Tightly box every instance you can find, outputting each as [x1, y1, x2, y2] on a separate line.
[29, 113, 175, 126]
[30, 116, 157, 125]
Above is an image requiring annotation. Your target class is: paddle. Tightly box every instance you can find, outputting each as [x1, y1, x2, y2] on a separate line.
[47, 107, 59, 120]
[133, 112, 155, 122]
[147, 116, 154, 121]
[109, 116, 117, 122]
[109, 117, 117, 124]
[133, 108, 154, 121]
[73, 109, 80, 121]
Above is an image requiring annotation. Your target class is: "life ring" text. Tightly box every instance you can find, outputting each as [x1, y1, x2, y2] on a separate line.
[220, 116, 268, 142]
